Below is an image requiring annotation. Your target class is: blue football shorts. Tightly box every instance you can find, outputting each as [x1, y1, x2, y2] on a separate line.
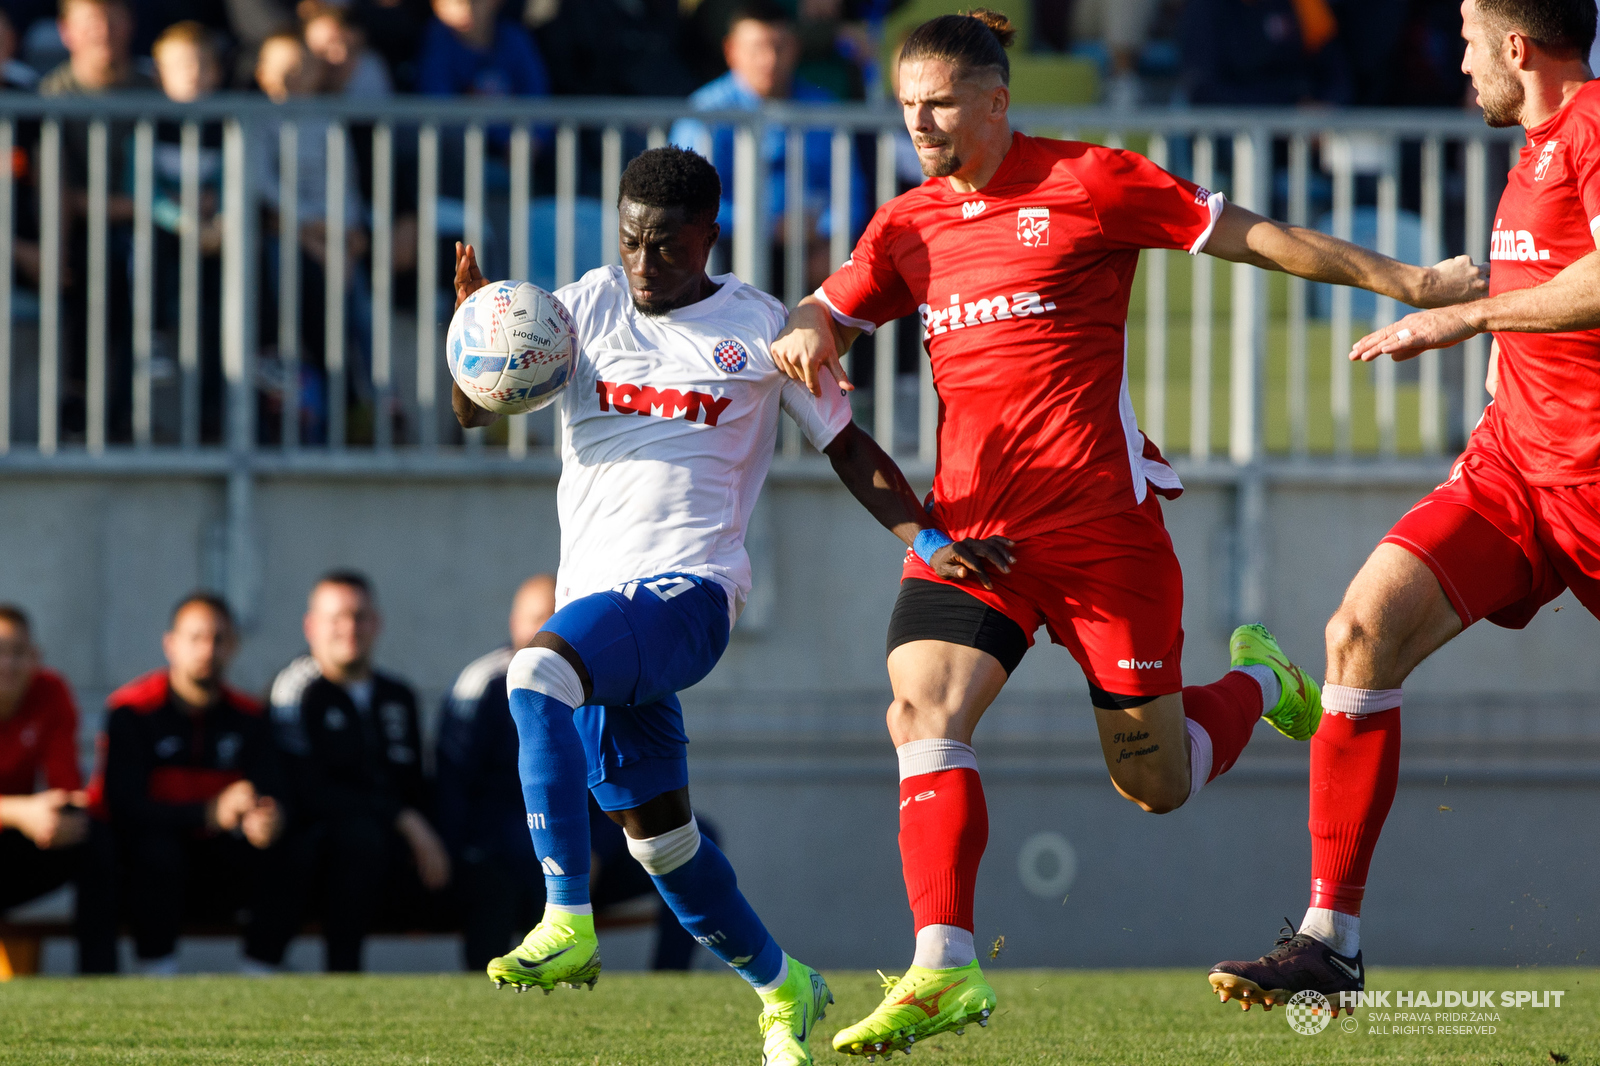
[541, 573, 729, 811]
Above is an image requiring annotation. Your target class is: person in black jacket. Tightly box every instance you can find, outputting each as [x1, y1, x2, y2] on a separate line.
[264, 570, 449, 972]
[95, 592, 284, 975]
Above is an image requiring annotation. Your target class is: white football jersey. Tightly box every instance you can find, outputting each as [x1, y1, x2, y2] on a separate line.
[552, 266, 852, 623]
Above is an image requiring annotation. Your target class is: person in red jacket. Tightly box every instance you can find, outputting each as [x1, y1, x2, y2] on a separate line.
[0, 605, 91, 936]
[94, 593, 284, 975]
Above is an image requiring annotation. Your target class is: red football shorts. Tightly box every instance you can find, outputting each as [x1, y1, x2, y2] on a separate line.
[1381, 432, 1600, 629]
[901, 493, 1185, 696]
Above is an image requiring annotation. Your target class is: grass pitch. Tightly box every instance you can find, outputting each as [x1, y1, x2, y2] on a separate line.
[4, 968, 1595, 1065]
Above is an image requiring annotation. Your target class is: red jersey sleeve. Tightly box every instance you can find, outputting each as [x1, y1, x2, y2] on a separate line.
[34, 671, 82, 791]
[816, 200, 918, 333]
[1075, 147, 1224, 254]
[1573, 112, 1600, 242]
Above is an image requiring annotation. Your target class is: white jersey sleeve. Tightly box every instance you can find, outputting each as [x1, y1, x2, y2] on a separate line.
[779, 367, 852, 451]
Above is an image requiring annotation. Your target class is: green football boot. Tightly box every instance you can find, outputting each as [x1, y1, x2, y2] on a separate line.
[757, 956, 833, 1065]
[831, 962, 996, 1059]
[486, 909, 602, 993]
[1231, 623, 1322, 742]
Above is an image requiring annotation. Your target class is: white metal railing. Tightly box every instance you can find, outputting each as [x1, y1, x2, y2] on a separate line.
[0, 94, 1522, 470]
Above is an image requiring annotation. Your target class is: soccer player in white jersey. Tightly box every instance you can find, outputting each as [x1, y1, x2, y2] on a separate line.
[449, 147, 1008, 1066]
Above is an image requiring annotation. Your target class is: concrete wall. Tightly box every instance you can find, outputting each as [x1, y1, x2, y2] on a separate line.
[3, 463, 1597, 970]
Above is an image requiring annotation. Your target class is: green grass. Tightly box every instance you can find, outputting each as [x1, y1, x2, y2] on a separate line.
[4, 969, 1596, 1064]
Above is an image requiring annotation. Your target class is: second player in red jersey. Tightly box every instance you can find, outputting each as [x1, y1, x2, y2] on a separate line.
[772, 8, 1488, 1056]
[1212, 0, 1600, 1017]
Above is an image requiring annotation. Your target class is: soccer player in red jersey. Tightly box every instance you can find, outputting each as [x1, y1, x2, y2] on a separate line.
[1209, 0, 1600, 1011]
[771, 9, 1489, 1054]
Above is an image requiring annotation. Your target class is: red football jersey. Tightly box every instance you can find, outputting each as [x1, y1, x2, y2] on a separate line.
[0, 669, 82, 795]
[818, 132, 1222, 540]
[1482, 78, 1600, 486]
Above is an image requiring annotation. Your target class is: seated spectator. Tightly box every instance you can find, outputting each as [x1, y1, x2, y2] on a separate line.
[437, 575, 704, 972]
[416, 0, 547, 98]
[0, 9, 40, 89]
[1179, 0, 1350, 106]
[252, 31, 370, 444]
[670, 0, 866, 288]
[267, 570, 448, 972]
[302, 1, 392, 97]
[94, 593, 284, 976]
[40, 0, 152, 443]
[140, 21, 228, 441]
[0, 605, 94, 956]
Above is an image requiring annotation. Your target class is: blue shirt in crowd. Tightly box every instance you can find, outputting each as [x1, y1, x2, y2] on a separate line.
[416, 17, 551, 98]
[669, 71, 867, 242]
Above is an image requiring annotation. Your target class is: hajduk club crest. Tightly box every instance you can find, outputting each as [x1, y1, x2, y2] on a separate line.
[713, 338, 749, 374]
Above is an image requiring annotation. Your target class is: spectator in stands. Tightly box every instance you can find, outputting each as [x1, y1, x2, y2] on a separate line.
[1070, 0, 1160, 109]
[437, 575, 704, 972]
[302, 2, 391, 97]
[40, 0, 151, 444]
[96, 593, 284, 976]
[1179, 0, 1351, 106]
[252, 31, 370, 445]
[266, 570, 448, 972]
[670, 0, 866, 289]
[0, 9, 40, 88]
[415, 0, 547, 97]
[530, 0, 694, 97]
[142, 21, 227, 442]
[0, 606, 92, 930]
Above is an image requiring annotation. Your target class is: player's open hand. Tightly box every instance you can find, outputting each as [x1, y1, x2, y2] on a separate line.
[931, 536, 1015, 591]
[772, 301, 856, 397]
[1351, 307, 1479, 363]
[454, 241, 489, 311]
[1415, 255, 1489, 308]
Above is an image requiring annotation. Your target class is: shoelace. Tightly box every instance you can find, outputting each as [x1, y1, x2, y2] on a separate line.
[876, 969, 904, 999]
[1261, 918, 1307, 961]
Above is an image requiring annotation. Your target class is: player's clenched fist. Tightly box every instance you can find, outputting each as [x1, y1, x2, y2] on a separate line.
[1413, 254, 1490, 308]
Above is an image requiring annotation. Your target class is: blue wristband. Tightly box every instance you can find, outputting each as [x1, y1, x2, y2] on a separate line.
[913, 528, 955, 565]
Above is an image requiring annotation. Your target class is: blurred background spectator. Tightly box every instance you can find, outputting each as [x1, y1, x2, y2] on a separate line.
[0, 605, 97, 970]
[437, 574, 709, 973]
[0, 9, 40, 87]
[416, 0, 545, 98]
[530, 0, 694, 98]
[91, 593, 283, 976]
[266, 571, 447, 972]
[1179, 0, 1350, 106]
[302, 1, 391, 97]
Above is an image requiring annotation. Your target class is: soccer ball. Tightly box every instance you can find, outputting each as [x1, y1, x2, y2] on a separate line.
[447, 280, 577, 415]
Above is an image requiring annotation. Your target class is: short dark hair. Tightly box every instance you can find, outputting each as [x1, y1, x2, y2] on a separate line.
[169, 591, 235, 631]
[900, 8, 1017, 85]
[0, 603, 30, 636]
[315, 569, 374, 600]
[619, 147, 722, 226]
[1479, 0, 1597, 57]
[727, 0, 789, 31]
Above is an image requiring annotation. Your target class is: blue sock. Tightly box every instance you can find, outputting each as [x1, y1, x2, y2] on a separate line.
[507, 688, 591, 909]
[650, 834, 784, 989]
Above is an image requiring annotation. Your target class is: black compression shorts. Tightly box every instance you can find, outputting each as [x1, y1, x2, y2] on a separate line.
[885, 578, 1029, 676]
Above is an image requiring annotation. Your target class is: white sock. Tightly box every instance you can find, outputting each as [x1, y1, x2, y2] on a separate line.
[754, 954, 790, 996]
[1184, 718, 1213, 800]
[546, 902, 594, 917]
[912, 924, 976, 970]
[1234, 664, 1280, 714]
[1301, 907, 1360, 956]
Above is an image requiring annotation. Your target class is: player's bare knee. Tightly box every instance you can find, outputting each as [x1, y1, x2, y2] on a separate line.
[886, 695, 953, 743]
[1111, 766, 1188, 815]
[1325, 604, 1375, 664]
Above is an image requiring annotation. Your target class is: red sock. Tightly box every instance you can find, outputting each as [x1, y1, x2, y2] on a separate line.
[899, 768, 988, 932]
[1182, 672, 1261, 782]
[1309, 707, 1401, 916]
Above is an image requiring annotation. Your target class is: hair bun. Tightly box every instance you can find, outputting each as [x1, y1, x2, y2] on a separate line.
[964, 8, 1016, 48]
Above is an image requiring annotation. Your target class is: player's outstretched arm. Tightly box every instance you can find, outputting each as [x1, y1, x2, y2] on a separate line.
[451, 242, 499, 429]
[1351, 251, 1600, 362]
[772, 297, 861, 397]
[822, 421, 1014, 589]
[1201, 202, 1489, 309]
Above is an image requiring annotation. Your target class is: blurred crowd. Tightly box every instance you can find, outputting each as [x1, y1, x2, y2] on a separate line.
[0, 575, 709, 974]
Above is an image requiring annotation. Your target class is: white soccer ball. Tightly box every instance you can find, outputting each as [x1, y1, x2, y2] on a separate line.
[447, 280, 577, 415]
